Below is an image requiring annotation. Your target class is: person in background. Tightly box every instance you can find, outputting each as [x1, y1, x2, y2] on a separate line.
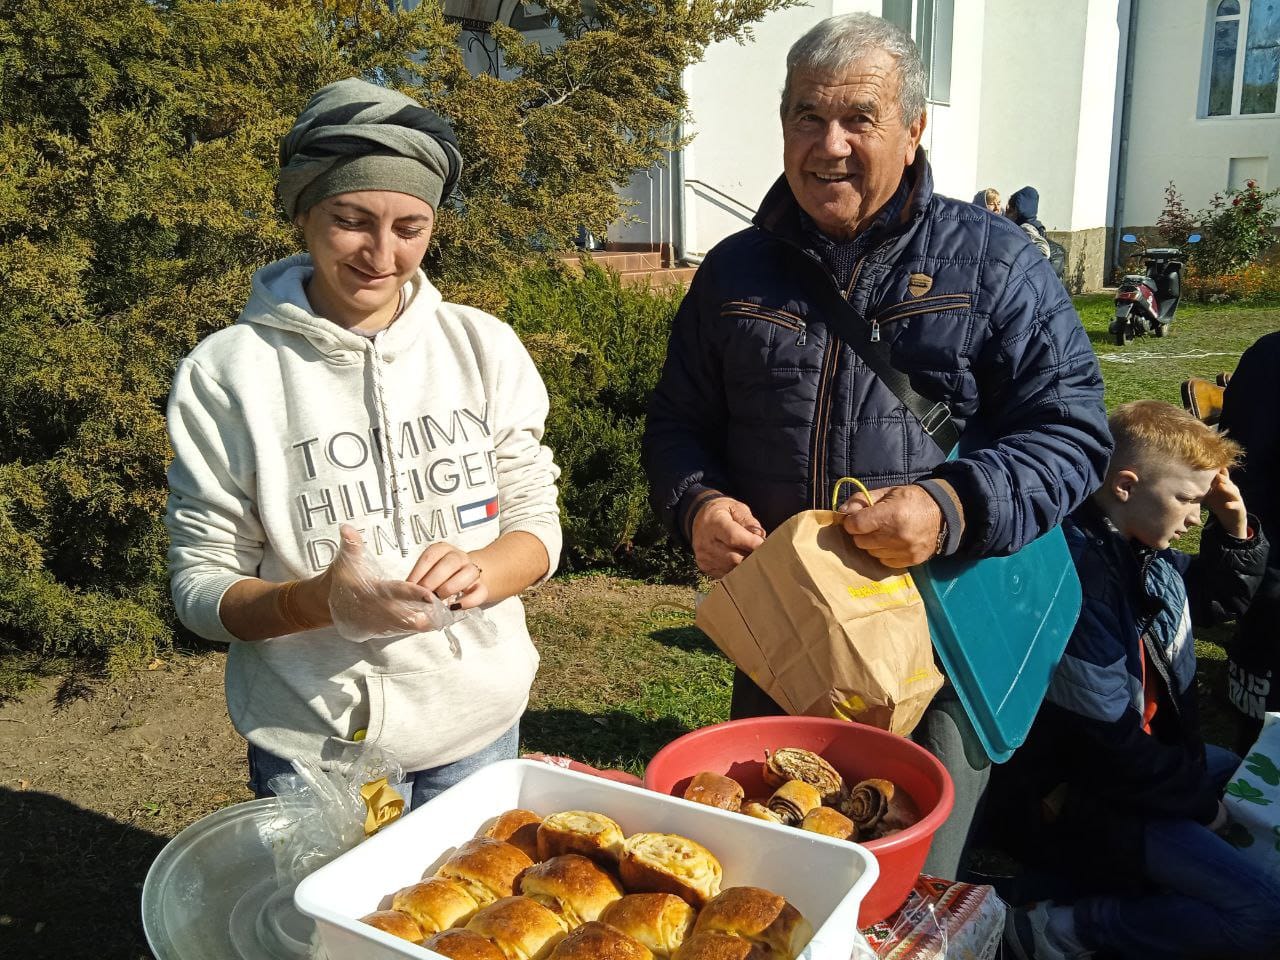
[973, 187, 1001, 214]
[1219, 331, 1280, 753]
[999, 400, 1280, 960]
[165, 78, 561, 808]
[1006, 185, 1051, 259]
[641, 12, 1110, 881]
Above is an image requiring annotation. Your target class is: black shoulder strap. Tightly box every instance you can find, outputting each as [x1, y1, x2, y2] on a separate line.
[818, 285, 961, 454]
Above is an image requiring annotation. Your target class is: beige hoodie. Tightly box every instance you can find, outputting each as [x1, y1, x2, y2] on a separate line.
[165, 255, 561, 771]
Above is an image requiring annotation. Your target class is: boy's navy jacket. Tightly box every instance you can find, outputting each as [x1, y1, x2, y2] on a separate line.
[642, 149, 1111, 556]
[1018, 499, 1267, 846]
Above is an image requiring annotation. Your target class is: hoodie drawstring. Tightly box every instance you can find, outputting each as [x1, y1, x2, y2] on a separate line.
[368, 338, 408, 557]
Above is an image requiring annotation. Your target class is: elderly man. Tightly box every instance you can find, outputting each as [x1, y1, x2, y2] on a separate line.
[641, 13, 1111, 878]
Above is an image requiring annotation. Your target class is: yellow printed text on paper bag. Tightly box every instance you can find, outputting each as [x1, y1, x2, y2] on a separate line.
[695, 509, 943, 736]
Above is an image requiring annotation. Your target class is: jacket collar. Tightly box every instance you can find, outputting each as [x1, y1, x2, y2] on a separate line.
[752, 146, 934, 249]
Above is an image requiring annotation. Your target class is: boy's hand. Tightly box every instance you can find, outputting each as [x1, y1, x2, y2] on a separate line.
[1204, 468, 1249, 539]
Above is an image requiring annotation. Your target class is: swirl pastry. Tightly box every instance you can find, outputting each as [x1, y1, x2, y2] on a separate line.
[598, 893, 697, 957]
[619, 832, 723, 908]
[481, 809, 543, 862]
[465, 895, 568, 960]
[548, 920, 655, 959]
[739, 802, 782, 824]
[765, 780, 822, 826]
[692, 887, 813, 960]
[359, 908, 424, 943]
[537, 810, 626, 865]
[437, 837, 535, 906]
[518, 853, 625, 927]
[672, 932, 769, 959]
[762, 748, 845, 805]
[424, 928, 507, 960]
[841, 778, 919, 838]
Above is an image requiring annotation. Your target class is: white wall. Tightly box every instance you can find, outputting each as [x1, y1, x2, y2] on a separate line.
[974, 0, 1123, 233]
[1122, 0, 1279, 227]
[920, 0, 987, 203]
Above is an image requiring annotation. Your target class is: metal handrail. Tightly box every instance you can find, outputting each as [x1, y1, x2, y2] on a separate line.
[684, 178, 755, 224]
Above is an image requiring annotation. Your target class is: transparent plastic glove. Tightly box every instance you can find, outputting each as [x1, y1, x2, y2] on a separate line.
[327, 523, 465, 642]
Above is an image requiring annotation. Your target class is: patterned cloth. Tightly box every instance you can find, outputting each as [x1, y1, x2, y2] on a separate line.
[1222, 711, 1280, 879]
[860, 875, 1005, 960]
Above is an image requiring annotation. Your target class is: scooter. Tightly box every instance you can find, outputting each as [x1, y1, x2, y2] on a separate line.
[1110, 233, 1200, 346]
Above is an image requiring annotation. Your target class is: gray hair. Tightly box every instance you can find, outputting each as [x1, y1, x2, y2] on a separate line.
[781, 13, 928, 127]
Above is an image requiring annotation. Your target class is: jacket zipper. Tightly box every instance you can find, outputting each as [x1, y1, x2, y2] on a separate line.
[721, 302, 808, 345]
[870, 294, 972, 343]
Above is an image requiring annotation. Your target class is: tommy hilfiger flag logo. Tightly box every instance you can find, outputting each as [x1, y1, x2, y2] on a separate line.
[456, 495, 500, 529]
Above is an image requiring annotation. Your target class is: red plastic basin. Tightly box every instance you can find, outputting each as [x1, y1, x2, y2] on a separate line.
[643, 716, 954, 928]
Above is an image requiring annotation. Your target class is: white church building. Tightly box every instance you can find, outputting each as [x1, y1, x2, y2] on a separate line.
[446, 0, 1279, 290]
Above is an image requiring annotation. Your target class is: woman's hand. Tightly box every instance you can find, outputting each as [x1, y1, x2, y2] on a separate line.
[407, 542, 488, 610]
[326, 524, 440, 640]
[1204, 468, 1249, 540]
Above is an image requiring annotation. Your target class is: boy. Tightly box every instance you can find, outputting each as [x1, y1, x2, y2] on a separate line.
[1001, 400, 1280, 960]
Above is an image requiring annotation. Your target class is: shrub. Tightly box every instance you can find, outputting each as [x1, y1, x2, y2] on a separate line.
[1185, 262, 1280, 305]
[506, 264, 690, 579]
[0, 0, 786, 675]
[1194, 180, 1280, 276]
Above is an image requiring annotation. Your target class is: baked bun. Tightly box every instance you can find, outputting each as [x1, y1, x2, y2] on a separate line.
[537, 810, 625, 865]
[423, 928, 508, 960]
[692, 887, 813, 960]
[481, 809, 543, 862]
[799, 806, 855, 841]
[739, 802, 782, 824]
[618, 832, 723, 907]
[359, 909, 424, 943]
[672, 932, 768, 960]
[598, 893, 697, 957]
[391, 877, 480, 935]
[682, 772, 744, 812]
[518, 853, 624, 926]
[437, 837, 535, 906]
[548, 920, 655, 960]
[465, 895, 568, 960]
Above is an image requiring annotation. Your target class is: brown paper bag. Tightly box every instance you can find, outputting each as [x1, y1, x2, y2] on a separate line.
[696, 502, 943, 736]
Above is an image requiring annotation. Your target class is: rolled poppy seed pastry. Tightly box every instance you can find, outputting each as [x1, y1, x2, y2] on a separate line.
[391, 877, 480, 935]
[671, 932, 769, 960]
[598, 893, 697, 957]
[799, 806, 856, 841]
[537, 810, 626, 865]
[548, 920, 655, 959]
[359, 908, 424, 943]
[465, 895, 568, 960]
[692, 887, 813, 960]
[739, 802, 782, 824]
[424, 927, 508, 960]
[618, 832, 722, 908]
[518, 853, 625, 927]
[437, 837, 535, 906]
[682, 772, 745, 812]
[765, 780, 822, 826]
[481, 809, 543, 862]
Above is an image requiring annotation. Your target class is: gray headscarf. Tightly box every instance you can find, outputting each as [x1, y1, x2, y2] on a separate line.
[278, 77, 463, 221]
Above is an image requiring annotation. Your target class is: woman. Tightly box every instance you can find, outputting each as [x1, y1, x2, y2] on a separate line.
[165, 78, 561, 808]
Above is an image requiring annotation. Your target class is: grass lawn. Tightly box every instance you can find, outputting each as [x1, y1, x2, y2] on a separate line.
[524, 298, 1280, 771]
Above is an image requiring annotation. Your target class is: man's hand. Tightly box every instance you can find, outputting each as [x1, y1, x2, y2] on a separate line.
[1204, 468, 1249, 540]
[692, 497, 766, 579]
[839, 484, 943, 568]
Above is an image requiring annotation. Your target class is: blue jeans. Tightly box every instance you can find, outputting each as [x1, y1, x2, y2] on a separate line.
[1074, 746, 1280, 959]
[246, 723, 520, 810]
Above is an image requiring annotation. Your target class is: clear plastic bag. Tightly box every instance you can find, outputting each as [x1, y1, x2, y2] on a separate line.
[327, 522, 496, 646]
[264, 743, 406, 887]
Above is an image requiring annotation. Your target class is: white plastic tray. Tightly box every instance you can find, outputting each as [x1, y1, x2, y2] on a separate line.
[295, 759, 877, 960]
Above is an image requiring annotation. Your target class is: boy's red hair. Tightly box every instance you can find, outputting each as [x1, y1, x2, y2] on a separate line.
[1109, 400, 1241, 473]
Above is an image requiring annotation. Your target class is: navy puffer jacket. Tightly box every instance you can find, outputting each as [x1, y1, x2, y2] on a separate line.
[642, 150, 1111, 554]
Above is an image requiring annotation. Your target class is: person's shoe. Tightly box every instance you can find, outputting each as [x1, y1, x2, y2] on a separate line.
[1003, 901, 1073, 960]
